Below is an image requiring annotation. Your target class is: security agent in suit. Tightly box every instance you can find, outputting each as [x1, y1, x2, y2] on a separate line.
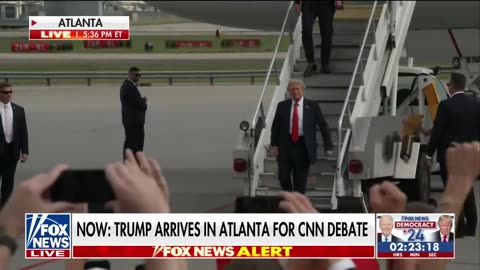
[293, 0, 336, 76]
[431, 215, 455, 242]
[120, 67, 147, 159]
[426, 73, 478, 236]
[271, 79, 333, 194]
[0, 83, 29, 207]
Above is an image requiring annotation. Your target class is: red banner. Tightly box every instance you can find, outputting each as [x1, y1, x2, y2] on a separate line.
[72, 245, 375, 258]
[83, 40, 130, 48]
[377, 252, 454, 258]
[222, 39, 260, 48]
[29, 29, 129, 40]
[11, 42, 49, 52]
[176, 40, 212, 48]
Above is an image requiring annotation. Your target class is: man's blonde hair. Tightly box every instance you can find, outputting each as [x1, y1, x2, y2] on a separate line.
[438, 215, 453, 225]
[288, 79, 305, 90]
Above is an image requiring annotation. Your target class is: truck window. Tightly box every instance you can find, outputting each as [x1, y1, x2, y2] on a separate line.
[433, 76, 449, 102]
[397, 74, 419, 106]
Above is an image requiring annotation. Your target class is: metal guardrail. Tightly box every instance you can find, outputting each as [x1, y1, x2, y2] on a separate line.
[336, 1, 379, 195]
[0, 70, 274, 86]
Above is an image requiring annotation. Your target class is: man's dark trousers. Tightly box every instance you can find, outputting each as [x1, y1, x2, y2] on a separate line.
[0, 143, 18, 207]
[123, 124, 144, 159]
[278, 137, 310, 194]
[301, 1, 335, 65]
[439, 157, 477, 236]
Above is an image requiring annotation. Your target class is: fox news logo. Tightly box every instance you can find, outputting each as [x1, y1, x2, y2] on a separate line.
[25, 214, 71, 258]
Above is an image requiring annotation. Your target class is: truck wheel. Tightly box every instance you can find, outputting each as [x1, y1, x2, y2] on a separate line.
[399, 150, 430, 202]
[415, 152, 431, 202]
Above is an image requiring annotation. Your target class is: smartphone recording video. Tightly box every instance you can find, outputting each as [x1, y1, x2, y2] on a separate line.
[50, 169, 115, 203]
[234, 196, 283, 213]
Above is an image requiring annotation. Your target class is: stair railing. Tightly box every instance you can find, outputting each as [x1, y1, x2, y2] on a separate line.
[333, 0, 417, 208]
[335, 1, 378, 198]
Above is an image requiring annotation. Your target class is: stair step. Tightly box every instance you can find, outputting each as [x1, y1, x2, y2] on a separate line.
[295, 59, 359, 74]
[299, 45, 371, 61]
[305, 87, 359, 101]
[264, 156, 337, 174]
[313, 32, 374, 47]
[255, 188, 334, 201]
[316, 100, 355, 114]
[312, 198, 334, 210]
[316, 19, 371, 33]
[259, 172, 335, 189]
[292, 73, 361, 88]
[266, 147, 341, 161]
[324, 114, 348, 129]
[329, 127, 349, 139]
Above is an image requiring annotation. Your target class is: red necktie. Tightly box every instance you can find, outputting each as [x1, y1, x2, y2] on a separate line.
[443, 235, 447, 242]
[292, 102, 299, 143]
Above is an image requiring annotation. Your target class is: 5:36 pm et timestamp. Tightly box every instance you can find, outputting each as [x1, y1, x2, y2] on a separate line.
[81, 30, 127, 39]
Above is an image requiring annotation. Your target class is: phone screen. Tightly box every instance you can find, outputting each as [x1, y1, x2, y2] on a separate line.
[50, 170, 115, 203]
[234, 196, 283, 213]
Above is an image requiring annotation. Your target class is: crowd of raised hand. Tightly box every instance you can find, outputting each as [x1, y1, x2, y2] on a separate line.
[0, 142, 478, 270]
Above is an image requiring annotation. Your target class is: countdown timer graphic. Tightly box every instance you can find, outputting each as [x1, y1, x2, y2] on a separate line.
[376, 213, 455, 258]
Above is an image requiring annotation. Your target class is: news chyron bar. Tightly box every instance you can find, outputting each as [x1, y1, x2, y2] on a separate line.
[376, 213, 455, 259]
[28, 16, 129, 40]
[25, 213, 376, 259]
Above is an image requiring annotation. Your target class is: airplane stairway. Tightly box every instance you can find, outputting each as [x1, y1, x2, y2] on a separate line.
[235, 1, 416, 212]
[258, 4, 380, 211]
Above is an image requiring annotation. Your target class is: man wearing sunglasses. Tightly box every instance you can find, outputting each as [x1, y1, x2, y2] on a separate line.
[120, 67, 148, 159]
[0, 83, 29, 208]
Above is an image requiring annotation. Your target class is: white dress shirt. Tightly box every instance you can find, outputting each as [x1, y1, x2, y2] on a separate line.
[440, 232, 449, 242]
[128, 79, 138, 86]
[382, 235, 391, 242]
[0, 102, 13, 143]
[449, 90, 464, 97]
[289, 97, 304, 136]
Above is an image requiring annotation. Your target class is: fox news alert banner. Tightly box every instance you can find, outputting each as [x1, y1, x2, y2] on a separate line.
[29, 16, 129, 40]
[25, 213, 376, 259]
[376, 213, 455, 259]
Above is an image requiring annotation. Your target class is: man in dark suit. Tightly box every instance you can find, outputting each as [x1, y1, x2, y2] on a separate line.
[426, 73, 478, 236]
[0, 83, 29, 207]
[271, 79, 333, 194]
[431, 215, 455, 242]
[293, 0, 336, 76]
[120, 67, 147, 159]
[377, 215, 402, 242]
